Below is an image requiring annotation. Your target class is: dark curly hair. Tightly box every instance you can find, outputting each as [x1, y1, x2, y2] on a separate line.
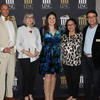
[64, 18, 80, 35]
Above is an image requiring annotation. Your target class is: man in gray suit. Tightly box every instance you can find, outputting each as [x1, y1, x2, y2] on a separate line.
[0, 3, 17, 100]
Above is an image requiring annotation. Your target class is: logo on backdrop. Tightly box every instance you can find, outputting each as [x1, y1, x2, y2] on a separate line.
[24, 0, 33, 9]
[79, 75, 84, 88]
[42, 0, 52, 9]
[78, 15, 87, 30]
[6, 0, 15, 9]
[60, 15, 69, 28]
[60, 0, 70, 9]
[60, 76, 67, 88]
[42, 16, 46, 26]
[78, 0, 87, 9]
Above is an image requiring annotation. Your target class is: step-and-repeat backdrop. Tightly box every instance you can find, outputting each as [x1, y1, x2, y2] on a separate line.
[1, 0, 95, 99]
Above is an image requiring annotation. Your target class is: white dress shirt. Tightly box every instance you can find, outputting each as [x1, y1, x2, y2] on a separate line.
[84, 25, 98, 54]
[16, 25, 42, 62]
[0, 15, 15, 51]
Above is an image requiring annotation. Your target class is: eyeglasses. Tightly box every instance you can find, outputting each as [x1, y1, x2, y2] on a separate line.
[87, 16, 96, 19]
[0, 8, 9, 10]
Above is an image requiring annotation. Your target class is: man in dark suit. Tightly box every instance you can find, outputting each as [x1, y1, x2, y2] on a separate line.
[82, 10, 100, 100]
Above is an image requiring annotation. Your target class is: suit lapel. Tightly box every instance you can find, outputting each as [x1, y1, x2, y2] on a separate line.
[92, 25, 100, 46]
[11, 16, 17, 43]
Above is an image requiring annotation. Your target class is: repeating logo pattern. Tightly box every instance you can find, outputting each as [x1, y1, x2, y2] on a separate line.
[60, 15, 69, 28]
[78, 15, 87, 30]
[78, 0, 87, 9]
[6, 0, 15, 9]
[60, 76, 67, 88]
[42, 16, 46, 26]
[42, 0, 52, 9]
[2, 0, 95, 97]
[79, 75, 84, 88]
[24, 0, 33, 9]
[6, 0, 14, 4]
[60, 0, 70, 9]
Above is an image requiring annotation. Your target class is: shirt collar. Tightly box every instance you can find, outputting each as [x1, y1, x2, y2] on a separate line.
[26, 26, 33, 30]
[88, 24, 98, 30]
[1, 15, 6, 21]
[1, 15, 10, 21]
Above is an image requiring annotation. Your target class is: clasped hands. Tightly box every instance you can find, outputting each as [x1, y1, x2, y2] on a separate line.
[21, 48, 39, 58]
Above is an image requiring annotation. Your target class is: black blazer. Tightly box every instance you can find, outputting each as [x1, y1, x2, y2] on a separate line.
[83, 24, 100, 68]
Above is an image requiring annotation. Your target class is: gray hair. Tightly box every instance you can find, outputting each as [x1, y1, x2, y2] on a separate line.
[23, 13, 35, 26]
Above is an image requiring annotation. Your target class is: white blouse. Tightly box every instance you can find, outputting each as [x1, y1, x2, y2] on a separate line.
[16, 25, 42, 62]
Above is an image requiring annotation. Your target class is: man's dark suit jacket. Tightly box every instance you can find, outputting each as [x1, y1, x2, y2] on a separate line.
[83, 24, 100, 68]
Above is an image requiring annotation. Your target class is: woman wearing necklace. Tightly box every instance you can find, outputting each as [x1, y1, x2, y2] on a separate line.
[16, 13, 42, 100]
[39, 12, 63, 100]
[61, 18, 83, 100]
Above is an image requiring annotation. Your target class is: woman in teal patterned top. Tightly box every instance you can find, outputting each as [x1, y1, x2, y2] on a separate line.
[39, 12, 63, 100]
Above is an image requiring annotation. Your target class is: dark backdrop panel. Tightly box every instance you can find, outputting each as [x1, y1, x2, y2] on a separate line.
[1, 0, 95, 28]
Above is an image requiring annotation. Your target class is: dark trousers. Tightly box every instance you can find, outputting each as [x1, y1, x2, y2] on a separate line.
[82, 55, 100, 100]
[63, 64, 81, 98]
[19, 58, 39, 97]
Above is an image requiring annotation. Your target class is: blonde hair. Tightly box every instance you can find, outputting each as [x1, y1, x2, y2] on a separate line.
[23, 13, 35, 26]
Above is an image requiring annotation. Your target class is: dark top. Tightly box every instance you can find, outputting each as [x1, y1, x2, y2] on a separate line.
[82, 24, 100, 68]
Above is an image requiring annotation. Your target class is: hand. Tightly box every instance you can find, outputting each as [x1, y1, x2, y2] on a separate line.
[22, 50, 34, 57]
[22, 49, 39, 58]
[3, 47, 11, 54]
[31, 48, 39, 58]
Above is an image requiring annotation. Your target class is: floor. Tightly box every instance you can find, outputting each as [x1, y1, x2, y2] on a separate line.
[14, 96, 85, 100]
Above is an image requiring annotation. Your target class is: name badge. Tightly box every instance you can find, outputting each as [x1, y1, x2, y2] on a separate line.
[96, 39, 100, 42]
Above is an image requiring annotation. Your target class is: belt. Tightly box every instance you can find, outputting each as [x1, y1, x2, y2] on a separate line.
[84, 53, 92, 58]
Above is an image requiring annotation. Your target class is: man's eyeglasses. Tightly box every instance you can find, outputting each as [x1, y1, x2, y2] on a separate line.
[87, 16, 96, 19]
[0, 8, 9, 10]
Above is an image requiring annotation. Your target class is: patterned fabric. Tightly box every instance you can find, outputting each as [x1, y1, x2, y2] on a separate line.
[61, 32, 83, 66]
[39, 27, 63, 75]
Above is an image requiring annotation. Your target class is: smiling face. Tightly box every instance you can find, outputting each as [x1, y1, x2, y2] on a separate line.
[0, 4, 10, 17]
[87, 13, 97, 27]
[48, 14, 56, 27]
[67, 20, 76, 34]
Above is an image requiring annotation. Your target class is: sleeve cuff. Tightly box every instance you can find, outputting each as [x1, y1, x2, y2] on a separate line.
[0, 48, 4, 52]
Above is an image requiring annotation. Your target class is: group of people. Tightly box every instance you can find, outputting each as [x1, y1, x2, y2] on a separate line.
[0, 3, 100, 100]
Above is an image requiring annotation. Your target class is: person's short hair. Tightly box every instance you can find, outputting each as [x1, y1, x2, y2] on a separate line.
[23, 13, 35, 26]
[86, 10, 98, 17]
[0, 3, 9, 9]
